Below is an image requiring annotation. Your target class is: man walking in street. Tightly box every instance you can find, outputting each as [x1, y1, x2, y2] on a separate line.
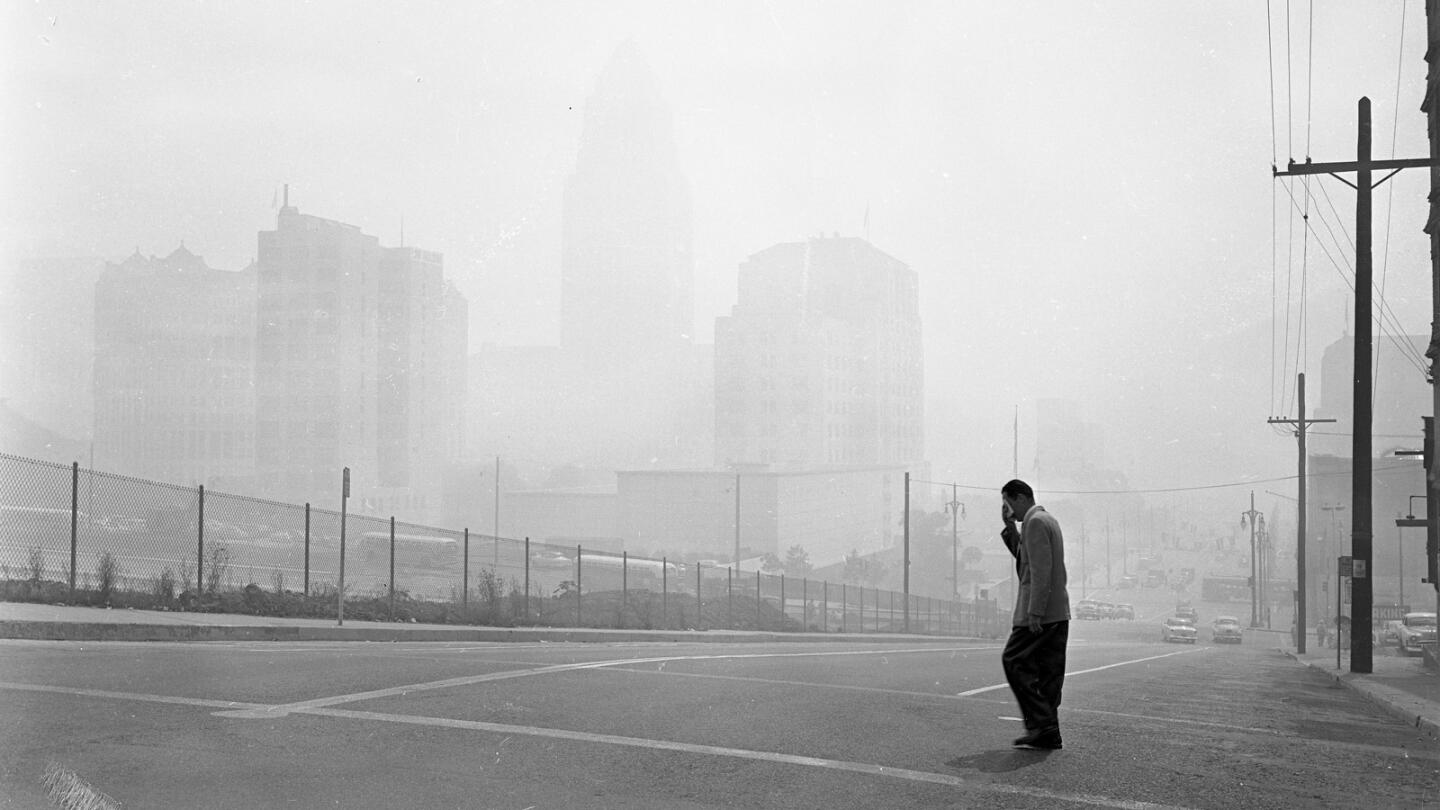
[999, 479, 1071, 750]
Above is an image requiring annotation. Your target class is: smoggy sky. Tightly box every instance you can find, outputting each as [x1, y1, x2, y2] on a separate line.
[2, 1, 1433, 512]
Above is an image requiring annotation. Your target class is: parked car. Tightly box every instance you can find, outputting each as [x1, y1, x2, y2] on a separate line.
[1144, 569, 1167, 588]
[1096, 601, 1116, 619]
[1391, 612, 1437, 656]
[1113, 603, 1135, 621]
[1210, 615, 1243, 644]
[1076, 599, 1102, 620]
[1161, 617, 1198, 644]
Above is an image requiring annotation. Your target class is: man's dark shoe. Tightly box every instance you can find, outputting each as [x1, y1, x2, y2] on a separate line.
[1012, 727, 1063, 750]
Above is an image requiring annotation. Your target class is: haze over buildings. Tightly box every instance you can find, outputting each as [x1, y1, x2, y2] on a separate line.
[3, 3, 1438, 566]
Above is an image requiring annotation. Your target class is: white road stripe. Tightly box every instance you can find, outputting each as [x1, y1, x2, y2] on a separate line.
[956, 648, 1202, 696]
[297, 705, 1199, 810]
[0, 680, 267, 710]
[234, 645, 1001, 716]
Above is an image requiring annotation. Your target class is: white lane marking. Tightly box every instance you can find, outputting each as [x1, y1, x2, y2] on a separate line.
[606, 665, 1012, 704]
[297, 705, 1198, 810]
[235, 645, 1001, 716]
[0, 680, 267, 711]
[956, 648, 1201, 696]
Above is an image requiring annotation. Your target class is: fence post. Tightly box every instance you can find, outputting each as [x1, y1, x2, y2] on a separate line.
[197, 484, 205, 595]
[303, 503, 311, 597]
[575, 544, 583, 627]
[337, 468, 348, 626]
[823, 580, 828, 632]
[727, 567, 733, 629]
[841, 583, 847, 632]
[462, 528, 469, 609]
[69, 462, 78, 597]
[524, 537, 531, 625]
[622, 551, 628, 628]
[802, 578, 808, 630]
[388, 516, 395, 622]
[755, 569, 762, 630]
[695, 562, 702, 630]
[780, 574, 786, 628]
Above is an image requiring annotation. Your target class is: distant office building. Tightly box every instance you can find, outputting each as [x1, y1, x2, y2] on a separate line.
[1032, 398, 1127, 490]
[1310, 333, 1431, 458]
[616, 465, 909, 567]
[255, 194, 466, 518]
[1, 256, 105, 451]
[561, 40, 694, 358]
[469, 42, 710, 481]
[714, 236, 924, 468]
[92, 245, 255, 485]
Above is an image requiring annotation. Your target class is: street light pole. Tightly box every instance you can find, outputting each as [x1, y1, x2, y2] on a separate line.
[945, 484, 965, 598]
[1241, 491, 1264, 627]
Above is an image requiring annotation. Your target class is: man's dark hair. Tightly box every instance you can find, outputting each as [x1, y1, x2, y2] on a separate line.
[1001, 479, 1034, 500]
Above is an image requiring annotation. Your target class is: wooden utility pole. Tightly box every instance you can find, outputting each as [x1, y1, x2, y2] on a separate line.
[1424, 0, 1440, 625]
[1275, 98, 1438, 673]
[1270, 373, 1335, 654]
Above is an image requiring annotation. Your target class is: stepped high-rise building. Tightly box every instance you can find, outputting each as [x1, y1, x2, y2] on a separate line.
[472, 42, 710, 474]
[92, 246, 256, 485]
[255, 193, 467, 517]
[560, 40, 695, 358]
[714, 236, 924, 468]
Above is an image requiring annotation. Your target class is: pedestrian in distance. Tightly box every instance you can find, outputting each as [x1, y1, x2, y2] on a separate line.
[999, 479, 1071, 750]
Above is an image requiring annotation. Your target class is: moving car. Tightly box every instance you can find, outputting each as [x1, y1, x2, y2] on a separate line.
[1175, 604, 1198, 623]
[1162, 616, 1198, 644]
[1144, 569, 1167, 588]
[1118, 574, 1139, 589]
[1391, 612, 1437, 656]
[1113, 603, 1135, 621]
[1076, 599, 1102, 620]
[1210, 615, 1243, 644]
[1096, 601, 1116, 619]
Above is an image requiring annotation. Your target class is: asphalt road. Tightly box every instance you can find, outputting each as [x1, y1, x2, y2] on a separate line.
[0, 619, 1435, 810]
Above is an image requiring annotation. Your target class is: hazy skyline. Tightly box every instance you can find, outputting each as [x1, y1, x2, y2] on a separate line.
[3, 1, 1434, 509]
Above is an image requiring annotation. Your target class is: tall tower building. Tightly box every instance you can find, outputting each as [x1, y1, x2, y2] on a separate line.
[714, 236, 923, 468]
[93, 246, 255, 485]
[255, 193, 466, 515]
[560, 41, 694, 357]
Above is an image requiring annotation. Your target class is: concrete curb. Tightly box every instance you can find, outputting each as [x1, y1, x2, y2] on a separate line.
[0, 619, 998, 646]
[1283, 649, 1440, 741]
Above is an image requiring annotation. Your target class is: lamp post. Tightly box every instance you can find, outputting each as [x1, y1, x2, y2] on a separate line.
[945, 484, 966, 598]
[1241, 492, 1264, 628]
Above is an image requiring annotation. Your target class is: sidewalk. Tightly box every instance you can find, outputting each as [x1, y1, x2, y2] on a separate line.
[1284, 637, 1440, 741]
[0, 601, 974, 646]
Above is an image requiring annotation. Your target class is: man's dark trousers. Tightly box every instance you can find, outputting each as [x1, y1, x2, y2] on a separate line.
[1002, 620, 1068, 732]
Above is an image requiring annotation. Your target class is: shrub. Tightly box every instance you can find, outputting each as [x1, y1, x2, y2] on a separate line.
[94, 552, 120, 605]
[27, 547, 44, 583]
[204, 545, 231, 595]
[152, 567, 176, 604]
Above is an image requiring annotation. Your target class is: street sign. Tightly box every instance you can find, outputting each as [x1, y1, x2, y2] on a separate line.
[1352, 559, 1367, 579]
[1338, 556, 1353, 577]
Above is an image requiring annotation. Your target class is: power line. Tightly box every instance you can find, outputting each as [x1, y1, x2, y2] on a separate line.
[1276, 179, 1431, 378]
[911, 463, 1419, 498]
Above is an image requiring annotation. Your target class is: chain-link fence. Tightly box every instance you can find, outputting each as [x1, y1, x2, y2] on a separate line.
[0, 452, 1004, 636]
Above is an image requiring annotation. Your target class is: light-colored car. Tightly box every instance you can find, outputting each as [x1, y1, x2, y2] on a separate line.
[1391, 612, 1437, 656]
[1210, 615, 1243, 644]
[1113, 603, 1135, 621]
[1076, 599, 1102, 620]
[1161, 617, 1198, 644]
